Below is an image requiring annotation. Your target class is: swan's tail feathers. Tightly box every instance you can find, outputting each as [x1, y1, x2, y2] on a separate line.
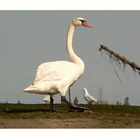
[23, 85, 37, 93]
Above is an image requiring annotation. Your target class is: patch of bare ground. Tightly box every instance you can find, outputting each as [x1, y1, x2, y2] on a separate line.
[0, 118, 101, 128]
[0, 104, 140, 128]
[0, 113, 140, 128]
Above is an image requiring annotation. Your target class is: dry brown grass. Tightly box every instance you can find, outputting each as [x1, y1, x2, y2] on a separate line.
[0, 104, 140, 128]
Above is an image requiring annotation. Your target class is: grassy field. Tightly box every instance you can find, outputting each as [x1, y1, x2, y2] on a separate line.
[0, 103, 140, 128]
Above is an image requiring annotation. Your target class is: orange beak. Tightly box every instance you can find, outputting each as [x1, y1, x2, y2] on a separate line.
[82, 21, 92, 28]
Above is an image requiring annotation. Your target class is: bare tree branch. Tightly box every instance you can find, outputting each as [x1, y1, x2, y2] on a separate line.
[99, 45, 140, 75]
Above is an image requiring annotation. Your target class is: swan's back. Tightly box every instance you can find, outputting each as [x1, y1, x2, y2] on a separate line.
[33, 60, 84, 85]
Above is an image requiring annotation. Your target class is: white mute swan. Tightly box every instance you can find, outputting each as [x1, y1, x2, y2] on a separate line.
[81, 88, 98, 103]
[24, 17, 92, 112]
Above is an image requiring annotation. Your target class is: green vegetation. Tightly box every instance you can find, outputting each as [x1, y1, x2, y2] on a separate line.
[0, 103, 140, 128]
[0, 103, 140, 119]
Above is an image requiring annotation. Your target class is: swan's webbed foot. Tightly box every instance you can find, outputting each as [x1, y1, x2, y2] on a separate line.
[69, 104, 89, 112]
[61, 96, 89, 112]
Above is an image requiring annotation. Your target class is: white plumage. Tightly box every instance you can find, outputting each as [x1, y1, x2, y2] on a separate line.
[43, 95, 50, 103]
[82, 88, 97, 103]
[24, 17, 92, 111]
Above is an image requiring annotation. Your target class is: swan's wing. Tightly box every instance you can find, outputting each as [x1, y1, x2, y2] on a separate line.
[33, 62, 58, 84]
[33, 61, 78, 84]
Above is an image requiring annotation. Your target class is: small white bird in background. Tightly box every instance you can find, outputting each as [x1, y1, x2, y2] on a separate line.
[43, 95, 50, 103]
[82, 88, 98, 103]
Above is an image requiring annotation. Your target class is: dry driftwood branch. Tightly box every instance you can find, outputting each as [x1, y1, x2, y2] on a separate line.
[99, 45, 140, 75]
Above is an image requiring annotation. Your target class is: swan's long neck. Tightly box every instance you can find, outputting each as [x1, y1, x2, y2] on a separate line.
[66, 23, 85, 69]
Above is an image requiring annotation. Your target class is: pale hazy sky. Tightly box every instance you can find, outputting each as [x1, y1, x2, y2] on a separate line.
[0, 11, 140, 105]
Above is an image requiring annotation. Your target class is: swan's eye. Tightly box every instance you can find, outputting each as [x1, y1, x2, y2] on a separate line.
[79, 19, 86, 24]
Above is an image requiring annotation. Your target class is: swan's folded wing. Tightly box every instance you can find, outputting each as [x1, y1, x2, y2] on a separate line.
[33, 61, 78, 84]
[33, 62, 60, 84]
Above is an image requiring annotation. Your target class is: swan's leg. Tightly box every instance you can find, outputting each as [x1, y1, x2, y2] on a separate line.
[50, 96, 55, 112]
[61, 96, 86, 110]
[61, 96, 88, 111]
[68, 88, 71, 103]
[61, 96, 79, 107]
[61, 96, 72, 106]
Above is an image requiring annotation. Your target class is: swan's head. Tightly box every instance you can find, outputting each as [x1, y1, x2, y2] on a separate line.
[72, 17, 92, 28]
